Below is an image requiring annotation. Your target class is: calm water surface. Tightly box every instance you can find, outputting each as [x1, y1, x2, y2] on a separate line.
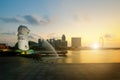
[58, 50, 120, 63]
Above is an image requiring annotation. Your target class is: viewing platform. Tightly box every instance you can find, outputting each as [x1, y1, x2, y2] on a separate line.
[0, 57, 120, 80]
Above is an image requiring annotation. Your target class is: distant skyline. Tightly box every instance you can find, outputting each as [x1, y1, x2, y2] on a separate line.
[0, 0, 120, 47]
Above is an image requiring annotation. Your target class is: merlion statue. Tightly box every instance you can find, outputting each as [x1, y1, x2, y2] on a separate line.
[17, 25, 30, 50]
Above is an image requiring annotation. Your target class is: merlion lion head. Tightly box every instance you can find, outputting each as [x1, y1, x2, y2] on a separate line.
[18, 25, 30, 35]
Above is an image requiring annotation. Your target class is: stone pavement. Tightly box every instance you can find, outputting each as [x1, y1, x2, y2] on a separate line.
[0, 57, 120, 80]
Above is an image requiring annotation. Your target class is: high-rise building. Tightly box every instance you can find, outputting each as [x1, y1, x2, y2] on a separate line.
[62, 34, 66, 41]
[38, 34, 67, 50]
[71, 37, 81, 48]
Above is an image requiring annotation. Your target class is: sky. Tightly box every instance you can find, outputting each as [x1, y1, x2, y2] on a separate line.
[0, 0, 120, 47]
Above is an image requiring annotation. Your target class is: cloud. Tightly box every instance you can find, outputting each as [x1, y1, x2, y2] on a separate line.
[28, 35, 35, 39]
[104, 34, 114, 39]
[73, 12, 91, 23]
[104, 34, 111, 38]
[0, 16, 26, 23]
[0, 32, 16, 35]
[0, 15, 50, 25]
[0, 17, 19, 23]
[23, 15, 50, 25]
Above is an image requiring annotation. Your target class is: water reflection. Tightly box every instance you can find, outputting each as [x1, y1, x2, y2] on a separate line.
[58, 50, 120, 63]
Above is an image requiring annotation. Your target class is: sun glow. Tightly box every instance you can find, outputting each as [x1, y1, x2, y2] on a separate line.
[91, 43, 100, 49]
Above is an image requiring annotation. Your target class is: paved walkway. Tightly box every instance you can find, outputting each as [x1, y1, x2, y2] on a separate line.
[0, 57, 120, 80]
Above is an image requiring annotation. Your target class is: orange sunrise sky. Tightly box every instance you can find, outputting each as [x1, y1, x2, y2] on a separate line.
[0, 0, 120, 47]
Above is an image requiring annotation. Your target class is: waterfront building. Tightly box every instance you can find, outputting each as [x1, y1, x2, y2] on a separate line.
[0, 43, 8, 49]
[62, 34, 66, 41]
[38, 34, 67, 50]
[71, 37, 81, 49]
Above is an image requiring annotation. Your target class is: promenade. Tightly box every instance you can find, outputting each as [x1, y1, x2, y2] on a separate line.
[0, 57, 120, 80]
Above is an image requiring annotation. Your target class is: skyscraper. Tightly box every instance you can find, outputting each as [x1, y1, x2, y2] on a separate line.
[71, 37, 81, 48]
[62, 34, 66, 41]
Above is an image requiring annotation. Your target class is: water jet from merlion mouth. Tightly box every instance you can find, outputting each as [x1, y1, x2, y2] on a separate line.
[29, 33, 60, 58]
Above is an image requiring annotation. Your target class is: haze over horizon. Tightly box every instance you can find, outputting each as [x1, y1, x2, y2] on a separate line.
[0, 0, 120, 47]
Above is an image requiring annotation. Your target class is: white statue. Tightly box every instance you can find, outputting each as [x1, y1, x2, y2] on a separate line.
[17, 25, 30, 50]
